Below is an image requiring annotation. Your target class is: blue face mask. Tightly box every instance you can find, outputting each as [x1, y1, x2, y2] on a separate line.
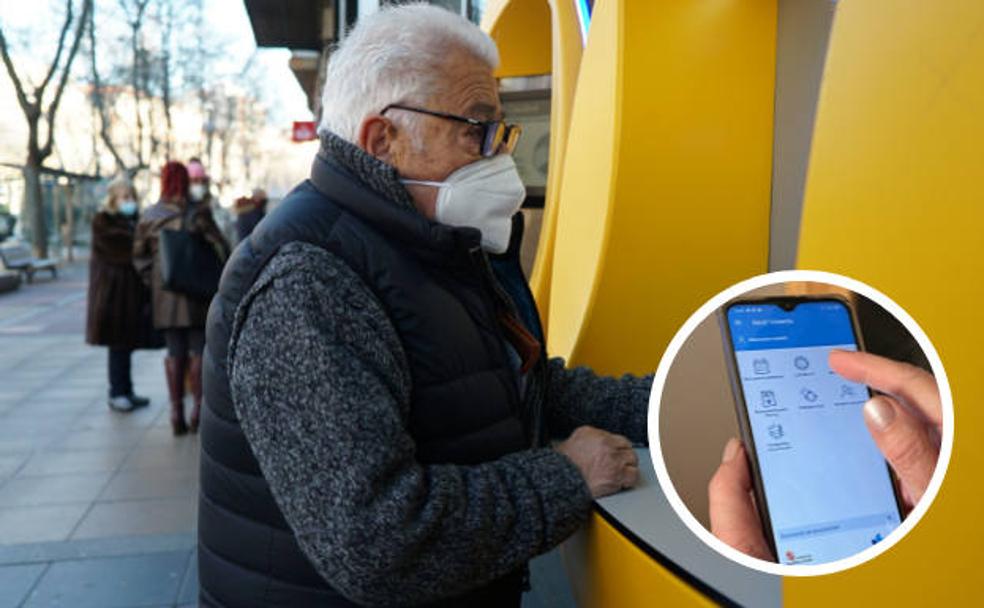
[119, 200, 138, 216]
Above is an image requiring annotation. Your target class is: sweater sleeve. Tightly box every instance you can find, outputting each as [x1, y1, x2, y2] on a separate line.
[544, 357, 653, 445]
[228, 243, 593, 607]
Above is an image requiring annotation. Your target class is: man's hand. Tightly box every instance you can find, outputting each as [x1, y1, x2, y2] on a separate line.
[708, 351, 943, 561]
[556, 425, 639, 498]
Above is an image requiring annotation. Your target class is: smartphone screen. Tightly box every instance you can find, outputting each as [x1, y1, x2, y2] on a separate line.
[724, 299, 901, 565]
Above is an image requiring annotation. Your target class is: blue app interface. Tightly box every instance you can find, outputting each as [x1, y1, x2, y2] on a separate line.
[727, 301, 900, 565]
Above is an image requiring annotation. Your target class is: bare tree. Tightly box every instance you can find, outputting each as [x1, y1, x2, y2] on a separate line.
[157, 0, 175, 156]
[86, 0, 132, 176]
[119, 0, 152, 170]
[0, 0, 94, 258]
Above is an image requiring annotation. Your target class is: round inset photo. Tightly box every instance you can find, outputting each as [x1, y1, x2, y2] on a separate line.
[647, 270, 953, 576]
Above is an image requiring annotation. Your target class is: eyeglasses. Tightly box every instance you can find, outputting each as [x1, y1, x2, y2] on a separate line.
[380, 103, 522, 158]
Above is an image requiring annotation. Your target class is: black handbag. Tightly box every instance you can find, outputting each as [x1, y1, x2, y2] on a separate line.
[158, 211, 223, 300]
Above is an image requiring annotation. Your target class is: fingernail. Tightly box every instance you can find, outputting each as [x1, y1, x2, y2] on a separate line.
[722, 438, 740, 463]
[864, 397, 896, 430]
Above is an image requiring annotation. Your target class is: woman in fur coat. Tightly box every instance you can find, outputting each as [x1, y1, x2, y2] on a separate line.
[86, 176, 156, 411]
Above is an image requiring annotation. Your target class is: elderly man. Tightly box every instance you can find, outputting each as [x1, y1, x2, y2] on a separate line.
[199, 5, 650, 607]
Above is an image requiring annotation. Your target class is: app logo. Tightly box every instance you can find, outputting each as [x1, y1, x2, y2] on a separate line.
[760, 390, 778, 408]
[768, 423, 784, 440]
[794, 355, 810, 370]
[871, 532, 884, 545]
[800, 387, 819, 403]
[753, 358, 770, 375]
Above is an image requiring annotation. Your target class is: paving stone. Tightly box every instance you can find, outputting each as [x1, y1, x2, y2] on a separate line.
[176, 549, 198, 605]
[0, 473, 113, 507]
[70, 496, 197, 540]
[99, 469, 198, 501]
[46, 427, 148, 451]
[0, 563, 46, 608]
[0, 504, 89, 544]
[21, 551, 188, 608]
[0, 452, 29, 480]
[119, 441, 200, 471]
[17, 448, 129, 477]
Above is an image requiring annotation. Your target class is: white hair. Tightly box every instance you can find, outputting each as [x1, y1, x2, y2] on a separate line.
[318, 3, 500, 144]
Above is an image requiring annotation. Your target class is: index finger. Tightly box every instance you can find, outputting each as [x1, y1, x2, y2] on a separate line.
[829, 350, 942, 426]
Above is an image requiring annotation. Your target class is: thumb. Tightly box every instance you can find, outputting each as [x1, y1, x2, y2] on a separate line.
[708, 439, 773, 561]
[863, 395, 938, 508]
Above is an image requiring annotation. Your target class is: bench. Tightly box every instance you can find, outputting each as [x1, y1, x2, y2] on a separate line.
[0, 270, 19, 293]
[0, 242, 57, 283]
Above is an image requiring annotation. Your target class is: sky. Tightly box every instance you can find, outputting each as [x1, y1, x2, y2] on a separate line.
[0, 0, 313, 125]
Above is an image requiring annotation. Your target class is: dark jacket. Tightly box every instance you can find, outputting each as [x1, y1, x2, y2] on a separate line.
[198, 152, 600, 607]
[86, 210, 154, 349]
[132, 199, 229, 330]
[234, 197, 266, 242]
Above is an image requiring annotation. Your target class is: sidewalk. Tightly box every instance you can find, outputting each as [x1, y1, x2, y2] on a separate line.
[0, 257, 575, 608]
[0, 259, 197, 608]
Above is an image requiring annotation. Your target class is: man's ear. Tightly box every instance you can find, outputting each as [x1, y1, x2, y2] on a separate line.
[358, 115, 396, 162]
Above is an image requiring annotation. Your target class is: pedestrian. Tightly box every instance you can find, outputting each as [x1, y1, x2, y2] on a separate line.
[198, 5, 649, 606]
[187, 158, 212, 208]
[85, 175, 154, 412]
[234, 188, 267, 241]
[133, 161, 229, 435]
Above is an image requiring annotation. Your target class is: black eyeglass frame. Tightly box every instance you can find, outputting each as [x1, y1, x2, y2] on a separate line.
[380, 103, 522, 158]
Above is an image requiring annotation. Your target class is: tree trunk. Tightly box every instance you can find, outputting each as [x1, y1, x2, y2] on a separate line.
[22, 162, 47, 259]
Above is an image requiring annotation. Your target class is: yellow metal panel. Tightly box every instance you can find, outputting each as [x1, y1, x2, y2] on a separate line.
[483, 0, 552, 78]
[793, 0, 982, 604]
[562, 512, 717, 607]
[484, 0, 584, 332]
[547, 0, 776, 375]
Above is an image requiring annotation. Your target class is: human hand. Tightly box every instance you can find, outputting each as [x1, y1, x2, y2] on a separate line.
[556, 425, 640, 498]
[708, 438, 773, 560]
[707, 351, 942, 560]
[829, 349, 942, 510]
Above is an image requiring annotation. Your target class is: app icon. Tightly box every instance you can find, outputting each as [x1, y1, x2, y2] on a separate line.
[760, 390, 778, 408]
[871, 532, 884, 545]
[794, 355, 810, 370]
[768, 423, 784, 440]
[800, 387, 819, 403]
[840, 384, 856, 398]
[753, 358, 770, 375]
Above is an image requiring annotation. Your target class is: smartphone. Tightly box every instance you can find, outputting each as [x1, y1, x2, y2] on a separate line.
[719, 296, 903, 566]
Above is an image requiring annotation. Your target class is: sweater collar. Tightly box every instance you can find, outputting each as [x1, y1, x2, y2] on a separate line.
[318, 132, 417, 211]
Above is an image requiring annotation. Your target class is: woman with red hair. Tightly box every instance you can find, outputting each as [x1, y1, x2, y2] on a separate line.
[133, 161, 229, 435]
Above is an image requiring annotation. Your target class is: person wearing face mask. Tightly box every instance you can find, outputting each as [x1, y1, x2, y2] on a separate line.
[133, 162, 229, 435]
[187, 158, 211, 206]
[85, 176, 157, 411]
[198, 6, 650, 608]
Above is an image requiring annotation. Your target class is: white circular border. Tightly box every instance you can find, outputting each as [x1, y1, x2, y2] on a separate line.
[646, 270, 954, 577]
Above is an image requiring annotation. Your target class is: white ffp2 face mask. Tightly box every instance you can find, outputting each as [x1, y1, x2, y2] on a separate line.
[402, 154, 526, 254]
[189, 184, 207, 202]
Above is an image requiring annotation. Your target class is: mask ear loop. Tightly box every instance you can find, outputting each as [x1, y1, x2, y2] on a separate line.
[400, 179, 447, 188]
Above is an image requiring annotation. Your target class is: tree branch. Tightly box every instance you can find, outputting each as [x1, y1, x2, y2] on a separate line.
[0, 23, 33, 117]
[40, 0, 93, 162]
[36, 0, 75, 100]
[86, 2, 127, 173]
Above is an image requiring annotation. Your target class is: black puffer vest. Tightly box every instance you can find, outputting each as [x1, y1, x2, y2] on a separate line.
[198, 152, 549, 607]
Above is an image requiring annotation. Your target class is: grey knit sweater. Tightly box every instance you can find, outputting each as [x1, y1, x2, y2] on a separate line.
[227, 134, 652, 606]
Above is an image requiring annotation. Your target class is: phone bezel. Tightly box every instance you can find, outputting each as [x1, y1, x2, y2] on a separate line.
[717, 295, 905, 564]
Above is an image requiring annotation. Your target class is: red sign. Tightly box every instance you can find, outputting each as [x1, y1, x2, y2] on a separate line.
[292, 121, 318, 142]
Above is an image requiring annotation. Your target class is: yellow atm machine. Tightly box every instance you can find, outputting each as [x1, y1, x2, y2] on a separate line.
[484, 0, 979, 605]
